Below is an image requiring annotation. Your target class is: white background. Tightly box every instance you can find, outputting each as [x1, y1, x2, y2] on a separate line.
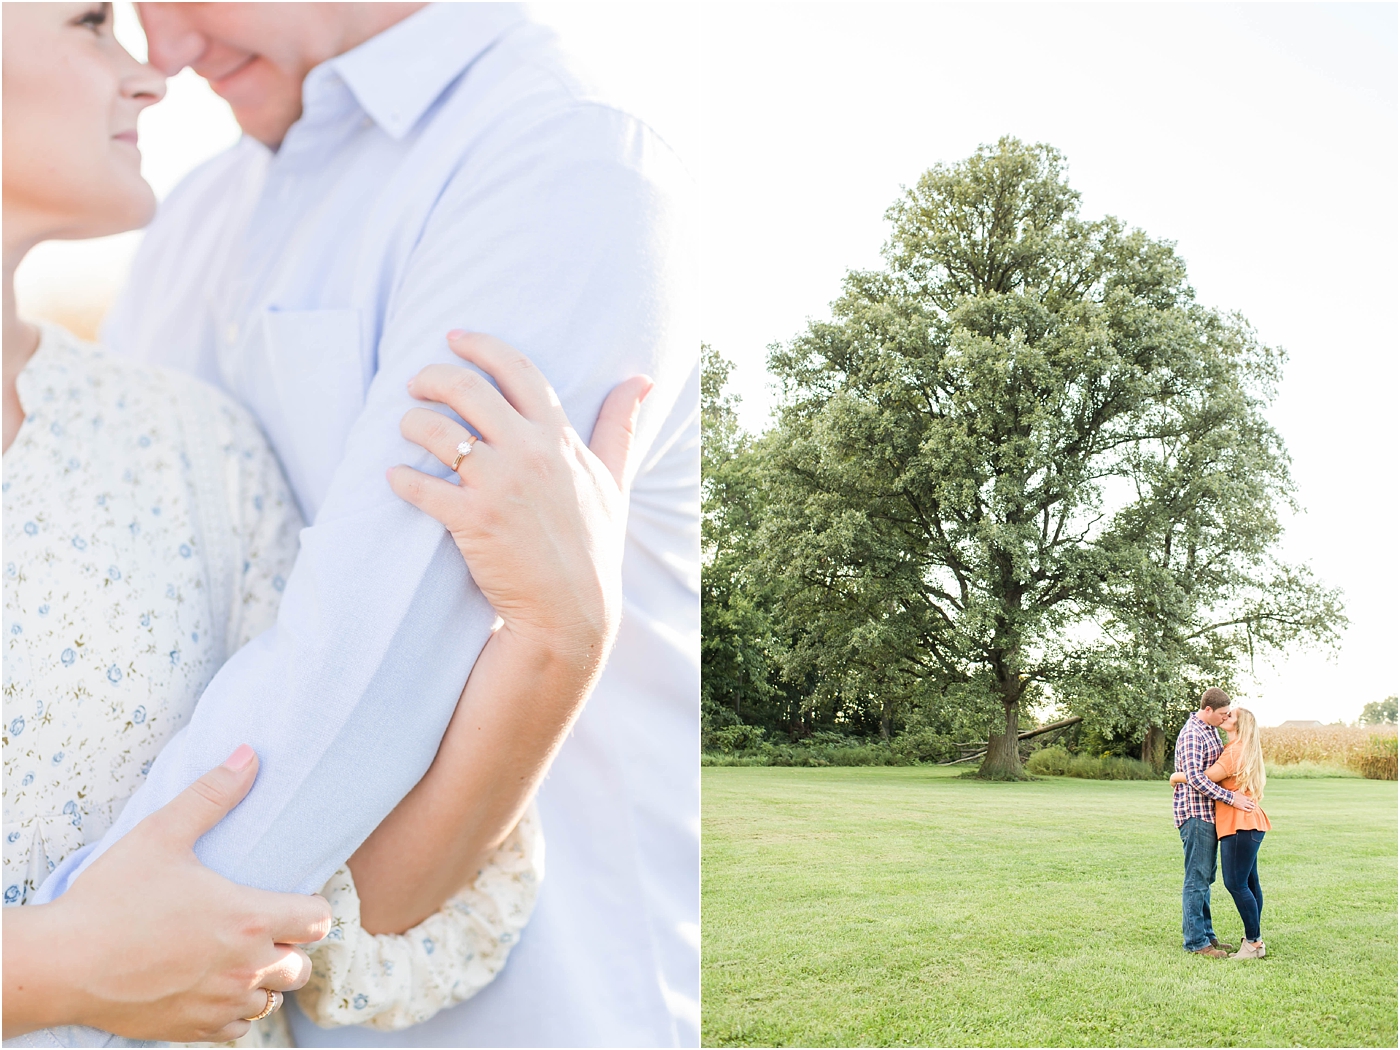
[17, 2, 1395, 726]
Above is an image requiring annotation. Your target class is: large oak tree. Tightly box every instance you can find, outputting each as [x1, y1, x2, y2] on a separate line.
[756, 137, 1343, 776]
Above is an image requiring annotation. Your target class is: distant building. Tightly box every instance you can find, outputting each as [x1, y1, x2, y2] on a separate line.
[1276, 720, 1325, 728]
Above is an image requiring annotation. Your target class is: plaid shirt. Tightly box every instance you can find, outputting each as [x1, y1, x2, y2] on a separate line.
[1172, 713, 1236, 827]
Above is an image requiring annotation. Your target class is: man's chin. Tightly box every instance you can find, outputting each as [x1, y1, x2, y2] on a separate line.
[228, 100, 302, 150]
[206, 64, 300, 147]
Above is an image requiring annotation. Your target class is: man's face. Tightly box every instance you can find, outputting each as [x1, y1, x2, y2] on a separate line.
[135, 3, 368, 147]
[1198, 705, 1227, 727]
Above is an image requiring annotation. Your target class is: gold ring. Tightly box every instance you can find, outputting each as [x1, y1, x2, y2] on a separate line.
[243, 988, 281, 1022]
[451, 434, 479, 471]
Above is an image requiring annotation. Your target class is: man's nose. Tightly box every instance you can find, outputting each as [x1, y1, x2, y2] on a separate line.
[135, 2, 206, 76]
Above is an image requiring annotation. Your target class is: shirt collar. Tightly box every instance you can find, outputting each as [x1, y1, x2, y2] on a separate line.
[308, 2, 528, 141]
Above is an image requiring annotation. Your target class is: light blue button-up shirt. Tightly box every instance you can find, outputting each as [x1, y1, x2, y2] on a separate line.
[30, 5, 698, 1046]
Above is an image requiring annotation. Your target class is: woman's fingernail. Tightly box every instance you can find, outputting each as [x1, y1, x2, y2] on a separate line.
[223, 743, 255, 771]
[447, 329, 466, 341]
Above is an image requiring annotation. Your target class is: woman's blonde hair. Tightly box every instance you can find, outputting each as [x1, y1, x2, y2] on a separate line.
[1230, 707, 1266, 799]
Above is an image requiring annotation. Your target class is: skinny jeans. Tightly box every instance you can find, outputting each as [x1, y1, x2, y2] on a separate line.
[1219, 829, 1265, 942]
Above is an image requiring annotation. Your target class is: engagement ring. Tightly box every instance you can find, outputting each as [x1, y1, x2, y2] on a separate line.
[451, 435, 478, 471]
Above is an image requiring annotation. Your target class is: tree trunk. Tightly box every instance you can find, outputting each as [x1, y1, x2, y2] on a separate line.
[1141, 724, 1164, 773]
[880, 698, 893, 742]
[978, 698, 1024, 778]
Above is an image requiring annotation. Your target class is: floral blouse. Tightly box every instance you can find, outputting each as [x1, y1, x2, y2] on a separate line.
[2, 326, 543, 1044]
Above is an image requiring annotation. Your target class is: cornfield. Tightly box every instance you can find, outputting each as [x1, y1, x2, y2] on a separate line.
[1261, 725, 1398, 780]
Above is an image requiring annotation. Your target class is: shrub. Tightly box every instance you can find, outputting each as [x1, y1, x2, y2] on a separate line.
[762, 741, 898, 767]
[1025, 746, 1073, 776]
[707, 724, 767, 754]
[1068, 754, 1160, 780]
[701, 729, 910, 767]
[890, 727, 959, 764]
[1026, 747, 1160, 780]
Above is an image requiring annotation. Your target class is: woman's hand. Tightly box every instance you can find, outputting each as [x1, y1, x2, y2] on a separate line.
[390, 330, 652, 672]
[1169, 772, 1186, 785]
[3, 746, 332, 1043]
[348, 334, 652, 935]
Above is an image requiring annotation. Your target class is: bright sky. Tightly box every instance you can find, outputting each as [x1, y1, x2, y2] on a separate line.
[694, 3, 1398, 729]
[17, 3, 1395, 727]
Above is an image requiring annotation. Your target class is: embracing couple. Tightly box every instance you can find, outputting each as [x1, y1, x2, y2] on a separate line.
[3, 3, 698, 1047]
[1170, 688, 1271, 962]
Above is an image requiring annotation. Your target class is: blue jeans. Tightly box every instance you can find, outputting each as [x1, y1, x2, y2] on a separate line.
[1220, 829, 1265, 942]
[1180, 817, 1219, 951]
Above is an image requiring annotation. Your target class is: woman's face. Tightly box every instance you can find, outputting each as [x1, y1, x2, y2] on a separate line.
[2, 3, 166, 245]
[1221, 709, 1238, 733]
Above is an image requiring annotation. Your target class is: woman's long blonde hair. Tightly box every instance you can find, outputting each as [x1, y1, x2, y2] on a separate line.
[1230, 707, 1266, 799]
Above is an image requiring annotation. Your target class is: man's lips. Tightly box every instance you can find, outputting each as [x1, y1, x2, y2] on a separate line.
[199, 54, 257, 94]
[113, 130, 138, 146]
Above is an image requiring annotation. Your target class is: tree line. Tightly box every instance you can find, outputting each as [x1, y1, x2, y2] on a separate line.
[702, 137, 1347, 778]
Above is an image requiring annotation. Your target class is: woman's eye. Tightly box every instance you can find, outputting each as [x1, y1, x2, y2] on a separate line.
[76, 5, 110, 32]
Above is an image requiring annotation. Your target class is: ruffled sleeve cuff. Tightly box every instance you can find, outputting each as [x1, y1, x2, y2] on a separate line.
[295, 802, 543, 1032]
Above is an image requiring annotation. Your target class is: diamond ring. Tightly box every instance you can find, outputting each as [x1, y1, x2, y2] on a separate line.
[451, 435, 478, 471]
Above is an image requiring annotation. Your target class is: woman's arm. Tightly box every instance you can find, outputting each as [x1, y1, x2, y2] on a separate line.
[1170, 761, 1227, 786]
[348, 332, 650, 934]
[348, 626, 592, 933]
[3, 749, 329, 1042]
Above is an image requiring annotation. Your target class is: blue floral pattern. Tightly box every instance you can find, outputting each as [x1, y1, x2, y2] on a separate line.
[3, 326, 541, 1041]
[3, 326, 294, 910]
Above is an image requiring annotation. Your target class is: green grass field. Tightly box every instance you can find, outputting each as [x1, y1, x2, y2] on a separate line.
[703, 767, 1398, 1047]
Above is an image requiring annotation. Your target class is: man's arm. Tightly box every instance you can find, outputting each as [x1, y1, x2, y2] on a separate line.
[38, 103, 695, 902]
[1181, 728, 1237, 806]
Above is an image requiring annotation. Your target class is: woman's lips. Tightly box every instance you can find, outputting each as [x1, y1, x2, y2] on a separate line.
[113, 130, 139, 145]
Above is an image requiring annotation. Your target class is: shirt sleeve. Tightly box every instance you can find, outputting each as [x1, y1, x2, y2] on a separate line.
[216, 394, 303, 653]
[33, 102, 695, 902]
[1183, 727, 1236, 805]
[296, 802, 543, 1031]
[204, 397, 547, 1025]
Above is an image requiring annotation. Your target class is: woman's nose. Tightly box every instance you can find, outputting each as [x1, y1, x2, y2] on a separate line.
[123, 64, 168, 107]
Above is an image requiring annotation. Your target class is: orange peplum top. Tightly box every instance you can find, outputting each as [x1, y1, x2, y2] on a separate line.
[1213, 740, 1273, 838]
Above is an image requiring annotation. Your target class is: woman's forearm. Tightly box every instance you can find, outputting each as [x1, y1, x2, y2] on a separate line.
[348, 625, 601, 934]
[3, 903, 78, 1037]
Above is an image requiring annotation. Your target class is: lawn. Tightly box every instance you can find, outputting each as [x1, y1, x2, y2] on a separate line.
[703, 767, 1398, 1047]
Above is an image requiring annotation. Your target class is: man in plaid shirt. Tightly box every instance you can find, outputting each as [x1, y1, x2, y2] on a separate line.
[1173, 687, 1257, 957]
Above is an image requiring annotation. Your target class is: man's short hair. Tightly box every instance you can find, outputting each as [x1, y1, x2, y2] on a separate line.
[1200, 687, 1231, 710]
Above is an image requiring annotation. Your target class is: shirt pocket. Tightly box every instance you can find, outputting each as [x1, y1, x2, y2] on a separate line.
[261, 308, 367, 520]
